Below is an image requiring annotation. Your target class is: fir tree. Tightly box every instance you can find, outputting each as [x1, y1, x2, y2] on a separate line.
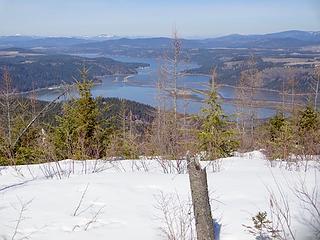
[198, 88, 238, 160]
[297, 106, 319, 133]
[54, 67, 100, 159]
[296, 106, 320, 156]
[265, 114, 295, 161]
[243, 212, 281, 240]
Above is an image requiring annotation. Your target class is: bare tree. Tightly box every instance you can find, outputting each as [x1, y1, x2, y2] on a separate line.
[311, 64, 320, 111]
[151, 29, 186, 160]
[236, 55, 262, 149]
[0, 68, 18, 160]
[286, 67, 297, 114]
[171, 29, 182, 120]
[0, 68, 69, 165]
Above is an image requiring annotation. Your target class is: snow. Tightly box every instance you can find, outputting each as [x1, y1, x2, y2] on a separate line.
[0, 151, 318, 240]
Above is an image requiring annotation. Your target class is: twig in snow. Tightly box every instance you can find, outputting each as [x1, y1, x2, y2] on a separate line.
[73, 184, 90, 216]
[11, 198, 33, 240]
[84, 206, 105, 231]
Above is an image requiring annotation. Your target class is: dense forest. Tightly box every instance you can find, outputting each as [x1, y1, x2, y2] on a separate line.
[186, 48, 316, 92]
[0, 49, 149, 92]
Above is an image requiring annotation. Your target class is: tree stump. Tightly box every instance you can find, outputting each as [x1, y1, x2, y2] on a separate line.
[187, 157, 215, 240]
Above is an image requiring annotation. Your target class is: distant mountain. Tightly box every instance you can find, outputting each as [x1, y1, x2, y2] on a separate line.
[78, 37, 173, 49]
[201, 30, 320, 48]
[74, 30, 320, 50]
[0, 36, 94, 48]
[263, 30, 320, 41]
[89, 34, 121, 41]
[1, 30, 319, 50]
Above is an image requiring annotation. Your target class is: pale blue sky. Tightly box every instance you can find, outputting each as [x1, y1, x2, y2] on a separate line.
[0, 0, 319, 37]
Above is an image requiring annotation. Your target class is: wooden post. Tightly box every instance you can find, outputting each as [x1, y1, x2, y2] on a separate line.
[187, 156, 215, 240]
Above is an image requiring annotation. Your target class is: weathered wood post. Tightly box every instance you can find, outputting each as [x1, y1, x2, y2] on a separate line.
[187, 156, 214, 240]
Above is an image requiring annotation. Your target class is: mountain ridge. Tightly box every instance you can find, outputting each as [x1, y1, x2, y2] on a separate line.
[1, 30, 320, 49]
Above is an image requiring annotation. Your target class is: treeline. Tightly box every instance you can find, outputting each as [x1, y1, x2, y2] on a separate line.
[0, 67, 320, 167]
[261, 108, 320, 165]
[0, 40, 320, 167]
[29, 97, 156, 128]
[0, 50, 148, 92]
[0, 63, 240, 165]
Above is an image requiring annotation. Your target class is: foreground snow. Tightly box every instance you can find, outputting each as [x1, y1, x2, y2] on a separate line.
[0, 151, 318, 240]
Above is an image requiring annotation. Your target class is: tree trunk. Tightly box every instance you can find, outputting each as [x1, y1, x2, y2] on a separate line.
[314, 78, 319, 111]
[187, 157, 215, 240]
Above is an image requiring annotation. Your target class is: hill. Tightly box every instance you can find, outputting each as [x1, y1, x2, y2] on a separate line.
[0, 49, 149, 92]
[1, 30, 320, 51]
[73, 30, 320, 51]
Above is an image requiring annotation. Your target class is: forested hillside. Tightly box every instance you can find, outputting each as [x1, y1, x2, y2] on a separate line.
[0, 49, 148, 91]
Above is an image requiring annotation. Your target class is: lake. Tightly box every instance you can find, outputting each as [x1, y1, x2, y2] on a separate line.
[35, 54, 278, 118]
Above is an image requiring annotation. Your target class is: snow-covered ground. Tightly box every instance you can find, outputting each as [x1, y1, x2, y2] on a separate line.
[0, 151, 318, 240]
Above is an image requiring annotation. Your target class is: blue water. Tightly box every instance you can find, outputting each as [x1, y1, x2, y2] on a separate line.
[35, 54, 278, 118]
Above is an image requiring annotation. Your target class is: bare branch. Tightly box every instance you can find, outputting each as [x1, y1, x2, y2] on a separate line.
[73, 183, 90, 216]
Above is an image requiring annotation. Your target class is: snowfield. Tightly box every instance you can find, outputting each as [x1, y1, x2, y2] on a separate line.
[0, 151, 318, 240]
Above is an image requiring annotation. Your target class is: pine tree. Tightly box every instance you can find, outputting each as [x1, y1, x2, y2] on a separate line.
[296, 106, 320, 156]
[297, 106, 319, 133]
[265, 114, 295, 161]
[243, 212, 281, 240]
[198, 88, 238, 160]
[54, 67, 100, 159]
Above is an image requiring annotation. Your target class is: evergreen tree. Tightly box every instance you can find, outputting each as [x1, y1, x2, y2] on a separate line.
[297, 106, 319, 133]
[265, 114, 295, 161]
[296, 106, 320, 155]
[244, 212, 281, 240]
[198, 88, 238, 160]
[54, 67, 101, 159]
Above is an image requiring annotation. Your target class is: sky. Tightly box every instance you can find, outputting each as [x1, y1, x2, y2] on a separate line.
[0, 0, 319, 37]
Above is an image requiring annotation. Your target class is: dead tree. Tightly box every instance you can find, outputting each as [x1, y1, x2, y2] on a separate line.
[211, 67, 217, 90]
[187, 156, 215, 240]
[154, 29, 183, 159]
[12, 89, 68, 150]
[0, 68, 16, 158]
[160, 29, 182, 119]
[311, 64, 320, 111]
[0, 68, 69, 158]
[171, 29, 182, 121]
[287, 67, 297, 113]
[236, 56, 262, 149]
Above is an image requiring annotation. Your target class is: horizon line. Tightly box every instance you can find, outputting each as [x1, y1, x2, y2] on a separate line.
[0, 29, 319, 40]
